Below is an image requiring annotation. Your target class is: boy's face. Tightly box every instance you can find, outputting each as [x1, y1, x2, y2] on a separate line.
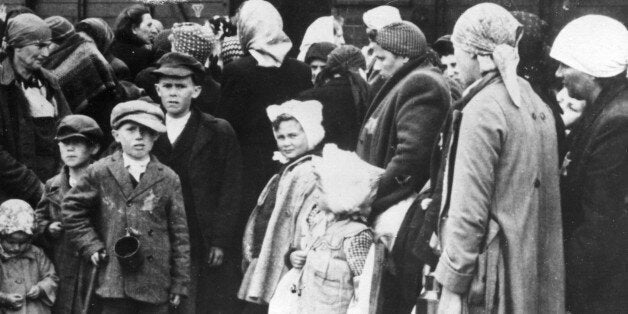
[273, 119, 309, 160]
[112, 122, 159, 160]
[58, 137, 99, 168]
[155, 76, 202, 118]
[1, 231, 31, 255]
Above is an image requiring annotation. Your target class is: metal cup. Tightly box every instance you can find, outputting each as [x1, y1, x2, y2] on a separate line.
[113, 235, 143, 272]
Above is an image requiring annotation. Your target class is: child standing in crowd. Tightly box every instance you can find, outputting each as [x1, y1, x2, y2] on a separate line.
[62, 100, 190, 314]
[0, 199, 58, 314]
[239, 100, 325, 313]
[35, 115, 102, 313]
[290, 144, 380, 314]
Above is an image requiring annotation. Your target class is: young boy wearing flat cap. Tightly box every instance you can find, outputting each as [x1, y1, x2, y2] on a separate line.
[35, 114, 102, 313]
[151, 52, 243, 314]
[62, 101, 190, 314]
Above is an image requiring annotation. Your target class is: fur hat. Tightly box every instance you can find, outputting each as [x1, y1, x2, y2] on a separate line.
[314, 144, 383, 217]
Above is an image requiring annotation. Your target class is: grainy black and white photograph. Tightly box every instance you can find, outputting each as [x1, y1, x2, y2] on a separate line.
[0, 0, 625, 313]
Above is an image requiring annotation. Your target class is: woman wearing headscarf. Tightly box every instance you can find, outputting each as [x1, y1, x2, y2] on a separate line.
[298, 44, 370, 151]
[43, 16, 117, 112]
[297, 15, 345, 62]
[432, 4, 564, 313]
[216, 0, 312, 246]
[109, 4, 159, 80]
[75, 17, 131, 81]
[0, 13, 70, 208]
[239, 100, 324, 313]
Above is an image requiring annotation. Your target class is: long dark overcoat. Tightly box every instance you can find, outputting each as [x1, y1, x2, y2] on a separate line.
[562, 78, 628, 313]
[62, 151, 190, 304]
[0, 57, 70, 207]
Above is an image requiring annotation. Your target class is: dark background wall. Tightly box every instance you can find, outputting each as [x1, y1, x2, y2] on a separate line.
[6, 0, 628, 54]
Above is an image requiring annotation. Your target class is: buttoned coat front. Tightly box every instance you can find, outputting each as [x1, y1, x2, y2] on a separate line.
[62, 151, 190, 304]
[434, 76, 565, 313]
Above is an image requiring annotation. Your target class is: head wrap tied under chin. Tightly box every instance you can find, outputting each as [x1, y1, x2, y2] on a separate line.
[453, 3, 523, 107]
[267, 99, 325, 153]
[6, 13, 51, 48]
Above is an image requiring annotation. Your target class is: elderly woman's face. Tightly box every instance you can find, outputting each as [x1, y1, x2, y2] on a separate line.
[133, 13, 158, 44]
[14, 42, 50, 73]
[453, 45, 480, 88]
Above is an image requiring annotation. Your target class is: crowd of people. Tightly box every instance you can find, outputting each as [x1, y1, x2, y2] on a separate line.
[0, 0, 625, 313]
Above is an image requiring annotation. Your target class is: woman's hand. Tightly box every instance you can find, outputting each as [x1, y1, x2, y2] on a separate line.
[437, 286, 463, 314]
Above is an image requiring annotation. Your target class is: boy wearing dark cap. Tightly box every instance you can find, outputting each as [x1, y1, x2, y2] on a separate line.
[151, 52, 242, 314]
[35, 114, 102, 313]
[62, 101, 190, 314]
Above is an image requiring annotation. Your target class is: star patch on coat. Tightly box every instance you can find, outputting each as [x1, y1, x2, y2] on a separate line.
[364, 117, 378, 135]
[141, 190, 157, 213]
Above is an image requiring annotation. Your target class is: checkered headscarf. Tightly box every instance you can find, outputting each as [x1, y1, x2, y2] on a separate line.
[374, 21, 427, 59]
[172, 22, 215, 63]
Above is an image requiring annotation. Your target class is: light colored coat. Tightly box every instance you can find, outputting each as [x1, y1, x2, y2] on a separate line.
[434, 77, 565, 313]
[239, 154, 319, 304]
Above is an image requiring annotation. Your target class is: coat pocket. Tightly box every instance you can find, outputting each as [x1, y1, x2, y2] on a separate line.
[467, 218, 501, 309]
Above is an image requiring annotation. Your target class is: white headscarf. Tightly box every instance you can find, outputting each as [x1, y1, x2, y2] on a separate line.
[237, 0, 292, 67]
[362, 5, 402, 30]
[550, 15, 628, 78]
[314, 144, 383, 217]
[267, 100, 325, 162]
[297, 16, 345, 62]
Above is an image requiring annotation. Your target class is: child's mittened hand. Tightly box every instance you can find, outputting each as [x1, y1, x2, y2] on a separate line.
[4, 293, 24, 309]
[48, 222, 63, 238]
[290, 250, 307, 269]
[169, 294, 181, 308]
[26, 286, 41, 299]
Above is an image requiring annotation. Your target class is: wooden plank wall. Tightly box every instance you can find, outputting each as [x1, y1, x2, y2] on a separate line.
[3, 0, 228, 27]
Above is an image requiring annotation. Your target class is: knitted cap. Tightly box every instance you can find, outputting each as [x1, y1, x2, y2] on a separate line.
[172, 22, 215, 64]
[221, 36, 244, 65]
[45, 16, 75, 44]
[375, 21, 427, 59]
[304, 41, 336, 64]
[0, 199, 35, 236]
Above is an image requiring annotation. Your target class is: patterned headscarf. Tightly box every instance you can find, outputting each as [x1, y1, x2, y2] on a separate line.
[172, 22, 215, 64]
[0, 199, 35, 236]
[237, 0, 292, 67]
[452, 3, 522, 106]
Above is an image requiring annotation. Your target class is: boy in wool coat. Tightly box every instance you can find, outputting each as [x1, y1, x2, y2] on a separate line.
[62, 100, 190, 314]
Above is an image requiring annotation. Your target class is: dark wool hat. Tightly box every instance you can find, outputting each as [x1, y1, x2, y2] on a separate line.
[153, 51, 205, 78]
[433, 34, 454, 57]
[327, 45, 366, 71]
[45, 16, 75, 44]
[56, 114, 103, 143]
[304, 41, 336, 64]
[375, 21, 427, 59]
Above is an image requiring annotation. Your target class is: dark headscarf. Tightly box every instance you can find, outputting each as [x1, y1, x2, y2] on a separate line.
[304, 41, 336, 64]
[316, 45, 370, 125]
[75, 18, 115, 54]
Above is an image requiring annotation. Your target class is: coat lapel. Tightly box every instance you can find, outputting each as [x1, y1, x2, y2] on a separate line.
[106, 151, 135, 199]
[128, 157, 165, 200]
[190, 110, 215, 160]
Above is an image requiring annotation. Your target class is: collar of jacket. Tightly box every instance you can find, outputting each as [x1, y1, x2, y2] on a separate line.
[455, 71, 501, 111]
[48, 166, 71, 192]
[0, 244, 36, 261]
[107, 150, 166, 200]
[0, 56, 62, 91]
[365, 54, 432, 120]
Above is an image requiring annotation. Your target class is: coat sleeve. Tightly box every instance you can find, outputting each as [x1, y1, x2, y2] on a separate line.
[61, 167, 105, 260]
[167, 176, 191, 297]
[0, 144, 44, 207]
[371, 73, 449, 216]
[35, 247, 59, 306]
[211, 123, 243, 249]
[566, 114, 628, 302]
[433, 98, 506, 294]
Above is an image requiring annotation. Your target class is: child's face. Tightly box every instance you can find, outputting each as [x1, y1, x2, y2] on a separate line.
[112, 122, 159, 160]
[273, 120, 309, 160]
[58, 137, 98, 168]
[155, 76, 201, 119]
[1, 231, 31, 255]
